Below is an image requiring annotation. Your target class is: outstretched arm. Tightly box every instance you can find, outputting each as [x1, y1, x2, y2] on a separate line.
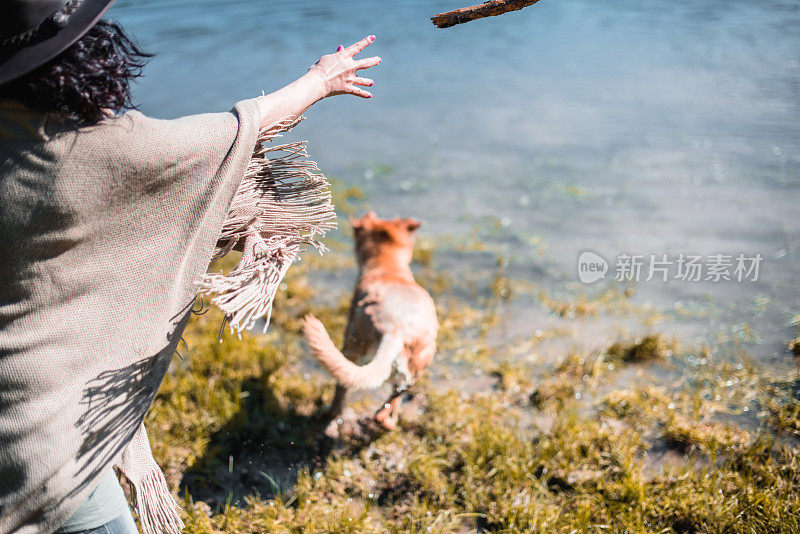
[254, 35, 382, 129]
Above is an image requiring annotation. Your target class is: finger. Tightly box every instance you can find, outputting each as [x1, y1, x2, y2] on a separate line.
[352, 76, 374, 87]
[349, 86, 373, 99]
[345, 34, 375, 56]
[336, 44, 343, 52]
[355, 56, 382, 71]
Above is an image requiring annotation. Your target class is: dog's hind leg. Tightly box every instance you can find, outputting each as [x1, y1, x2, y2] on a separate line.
[322, 385, 349, 439]
[326, 384, 348, 419]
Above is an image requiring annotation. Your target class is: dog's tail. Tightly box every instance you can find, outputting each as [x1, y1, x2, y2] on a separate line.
[303, 315, 403, 390]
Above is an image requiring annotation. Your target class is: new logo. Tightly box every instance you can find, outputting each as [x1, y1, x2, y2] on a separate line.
[577, 251, 608, 284]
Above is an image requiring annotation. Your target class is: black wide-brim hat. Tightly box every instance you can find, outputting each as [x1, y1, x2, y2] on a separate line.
[0, 0, 116, 86]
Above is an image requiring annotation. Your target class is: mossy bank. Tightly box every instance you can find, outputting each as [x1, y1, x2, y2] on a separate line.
[142, 185, 800, 533]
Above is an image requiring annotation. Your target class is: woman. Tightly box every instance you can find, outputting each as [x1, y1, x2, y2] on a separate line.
[0, 1, 380, 533]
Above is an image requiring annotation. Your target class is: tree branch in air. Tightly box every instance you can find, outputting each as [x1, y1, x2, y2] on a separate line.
[431, 0, 543, 28]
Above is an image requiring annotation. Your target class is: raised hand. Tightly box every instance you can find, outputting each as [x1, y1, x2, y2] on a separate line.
[309, 35, 382, 99]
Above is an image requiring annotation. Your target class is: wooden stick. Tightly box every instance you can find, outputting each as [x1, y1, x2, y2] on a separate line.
[431, 0, 542, 28]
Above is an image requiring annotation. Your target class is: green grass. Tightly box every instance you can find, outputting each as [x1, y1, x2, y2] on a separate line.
[143, 199, 800, 533]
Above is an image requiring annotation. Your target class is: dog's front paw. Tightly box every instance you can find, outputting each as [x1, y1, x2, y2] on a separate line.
[374, 408, 397, 430]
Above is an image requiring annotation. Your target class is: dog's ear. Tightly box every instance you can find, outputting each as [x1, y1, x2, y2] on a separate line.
[352, 211, 379, 230]
[403, 218, 422, 233]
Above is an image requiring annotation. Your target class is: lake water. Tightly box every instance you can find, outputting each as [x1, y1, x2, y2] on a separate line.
[111, 0, 800, 367]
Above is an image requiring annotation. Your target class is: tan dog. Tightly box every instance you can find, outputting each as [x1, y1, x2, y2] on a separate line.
[303, 212, 438, 429]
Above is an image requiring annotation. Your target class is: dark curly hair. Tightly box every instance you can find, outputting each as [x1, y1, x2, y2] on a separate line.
[0, 19, 151, 126]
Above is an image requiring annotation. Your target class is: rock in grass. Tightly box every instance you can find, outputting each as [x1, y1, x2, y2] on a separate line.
[789, 336, 800, 357]
[606, 334, 672, 363]
[530, 380, 576, 409]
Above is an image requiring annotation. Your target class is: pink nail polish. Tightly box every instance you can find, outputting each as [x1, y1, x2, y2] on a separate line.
[369, 35, 376, 42]
[378, 57, 382, 63]
[337, 45, 343, 51]
[367, 94, 373, 98]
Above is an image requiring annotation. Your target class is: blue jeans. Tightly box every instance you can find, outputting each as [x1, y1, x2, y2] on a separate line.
[55, 468, 135, 533]
[67, 510, 138, 534]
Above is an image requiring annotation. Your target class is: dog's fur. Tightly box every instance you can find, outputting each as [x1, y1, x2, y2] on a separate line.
[303, 212, 438, 429]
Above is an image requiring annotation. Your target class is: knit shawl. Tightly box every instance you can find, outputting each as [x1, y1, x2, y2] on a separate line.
[0, 99, 335, 533]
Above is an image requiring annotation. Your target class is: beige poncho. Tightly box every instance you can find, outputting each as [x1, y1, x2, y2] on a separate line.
[0, 99, 334, 533]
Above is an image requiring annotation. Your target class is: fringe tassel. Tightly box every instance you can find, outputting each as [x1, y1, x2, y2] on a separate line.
[117, 424, 184, 534]
[131, 469, 184, 534]
[198, 116, 336, 334]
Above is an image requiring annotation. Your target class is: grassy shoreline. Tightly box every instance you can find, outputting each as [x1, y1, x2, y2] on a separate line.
[144, 190, 800, 533]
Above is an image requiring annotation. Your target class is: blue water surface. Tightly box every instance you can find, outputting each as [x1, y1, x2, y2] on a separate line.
[111, 0, 800, 364]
